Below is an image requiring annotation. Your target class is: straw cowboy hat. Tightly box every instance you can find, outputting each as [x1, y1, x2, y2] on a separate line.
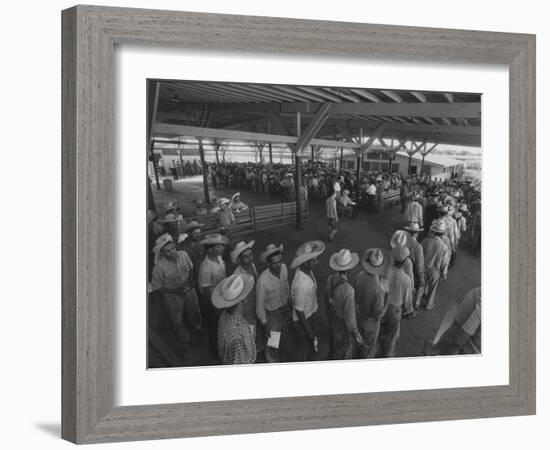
[231, 240, 255, 264]
[391, 245, 410, 263]
[390, 230, 410, 248]
[152, 233, 174, 255]
[219, 197, 230, 205]
[459, 203, 469, 212]
[404, 222, 424, 233]
[158, 212, 180, 224]
[437, 204, 449, 213]
[181, 221, 204, 233]
[211, 274, 255, 309]
[230, 192, 241, 202]
[361, 248, 389, 275]
[260, 243, 283, 262]
[199, 233, 230, 246]
[430, 219, 447, 234]
[290, 240, 326, 269]
[329, 249, 359, 272]
[177, 233, 188, 244]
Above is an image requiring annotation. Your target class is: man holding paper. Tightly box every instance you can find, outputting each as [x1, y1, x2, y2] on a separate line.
[256, 244, 292, 362]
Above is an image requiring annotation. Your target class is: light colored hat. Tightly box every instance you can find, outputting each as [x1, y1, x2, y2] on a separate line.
[404, 222, 423, 233]
[260, 243, 284, 262]
[219, 197, 230, 205]
[290, 241, 326, 269]
[152, 233, 174, 255]
[177, 233, 188, 244]
[231, 240, 255, 264]
[437, 204, 449, 213]
[412, 192, 420, 200]
[391, 245, 410, 263]
[459, 203, 469, 212]
[158, 212, 180, 224]
[430, 219, 447, 234]
[329, 249, 359, 272]
[361, 248, 389, 275]
[343, 189, 350, 195]
[164, 201, 178, 212]
[452, 191, 461, 198]
[181, 221, 204, 233]
[390, 230, 409, 248]
[199, 233, 230, 246]
[230, 192, 241, 202]
[211, 274, 255, 309]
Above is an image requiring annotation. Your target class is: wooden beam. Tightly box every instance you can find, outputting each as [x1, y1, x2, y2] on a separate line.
[293, 103, 332, 155]
[197, 101, 481, 118]
[153, 123, 360, 149]
[411, 91, 427, 102]
[359, 122, 388, 153]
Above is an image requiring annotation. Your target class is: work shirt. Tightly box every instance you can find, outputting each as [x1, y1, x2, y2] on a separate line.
[291, 268, 319, 321]
[405, 201, 423, 227]
[217, 310, 256, 364]
[366, 184, 377, 195]
[443, 215, 459, 250]
[326, 196, 338, 220]
[150, 251, 193, 291]
[354, 271, 387, 320]
[340, 193, 356, 207]
[198, 256, 226, 295]
[217, 208, 236, 227]
[256, 264, 291, 325]
[408, 236, 425, 281]
[327, 274, 359, 334]
[422, 236, 448, 273]
[384, 265, 412, 310]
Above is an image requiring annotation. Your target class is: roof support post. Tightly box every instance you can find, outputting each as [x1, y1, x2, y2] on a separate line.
[147, 82, 161, 190]
[198, 138, 211, 205]
[419, 142, 439, 176]
[295, 112, 303, 230]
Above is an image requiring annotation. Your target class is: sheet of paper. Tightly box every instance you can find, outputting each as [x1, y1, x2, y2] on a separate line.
[267, 331, 281, 349]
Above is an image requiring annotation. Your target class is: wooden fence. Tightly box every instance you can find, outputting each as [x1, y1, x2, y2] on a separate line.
[184, 201, 309, 239]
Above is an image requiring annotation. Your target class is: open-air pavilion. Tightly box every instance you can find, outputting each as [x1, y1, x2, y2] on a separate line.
[147, 80, 481, 227]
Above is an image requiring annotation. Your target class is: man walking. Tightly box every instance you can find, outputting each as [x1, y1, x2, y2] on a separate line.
[326, 190, 339, 241]
[421, 219, 449, 310]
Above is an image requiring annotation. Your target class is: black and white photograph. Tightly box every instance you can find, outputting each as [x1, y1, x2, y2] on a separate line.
[146, 79, 482, 367]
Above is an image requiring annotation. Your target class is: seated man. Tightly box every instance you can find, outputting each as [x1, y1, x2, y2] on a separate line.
[339, 189, 357, 217]
[229, 192, 249, 213]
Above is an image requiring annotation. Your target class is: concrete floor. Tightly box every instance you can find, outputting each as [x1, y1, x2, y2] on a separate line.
[148, 175, 481, 367]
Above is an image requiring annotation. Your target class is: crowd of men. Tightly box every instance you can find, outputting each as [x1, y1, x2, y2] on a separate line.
[148, 161, 482, 365]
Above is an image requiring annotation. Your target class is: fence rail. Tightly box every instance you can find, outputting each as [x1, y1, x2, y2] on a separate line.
[185, 201, 309, 239]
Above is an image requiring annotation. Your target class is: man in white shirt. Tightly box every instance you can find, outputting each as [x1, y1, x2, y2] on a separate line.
[290, 241, 326, 361]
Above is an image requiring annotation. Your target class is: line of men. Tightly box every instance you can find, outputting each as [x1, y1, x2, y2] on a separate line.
[149, 213, 479, 365]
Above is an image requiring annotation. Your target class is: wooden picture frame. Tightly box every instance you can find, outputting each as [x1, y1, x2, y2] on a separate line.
[61, 5, 536, 444]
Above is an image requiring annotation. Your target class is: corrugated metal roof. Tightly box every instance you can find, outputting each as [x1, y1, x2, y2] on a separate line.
[396, 151, 461, 167]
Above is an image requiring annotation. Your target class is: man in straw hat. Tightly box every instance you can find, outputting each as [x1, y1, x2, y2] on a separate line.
[216, 198, 236, 238]
[256, 244, 292, 362]
[379, 246, 414, 357]
[389, 230, 416, 301]
[213, 274, 257, 364]
[420, 219, 449, 310]
[404, 222, 426, 309]
[229, 192, 249, 214]
[326, 249, 364, 359]
[443, 205, 460, 267]
[355, 248, 390, 358]
[192, 198, 208, 216]
[158, 212, 185, 247]
[231, 241, 261, 355]
[290, 241, 326, 361]
[404, 192, 423, 229]
[150, 234, 202, 343]
[326, 190, 339, 242]
[198, 233, 230, 357]
[339, 189, 356, 218]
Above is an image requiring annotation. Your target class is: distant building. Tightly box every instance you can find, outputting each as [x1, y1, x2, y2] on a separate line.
[338, 150, 464, 180]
